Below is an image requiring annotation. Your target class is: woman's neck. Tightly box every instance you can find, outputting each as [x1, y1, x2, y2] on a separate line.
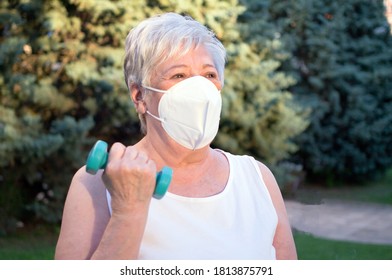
[135, 134, 212, 170]
[136, 133, 229, 198]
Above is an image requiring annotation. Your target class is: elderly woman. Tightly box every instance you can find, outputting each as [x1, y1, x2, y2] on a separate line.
[55, 12, 297, 260]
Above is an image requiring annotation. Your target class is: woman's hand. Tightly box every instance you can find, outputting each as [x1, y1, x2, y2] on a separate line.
[102, 142, 157, 216]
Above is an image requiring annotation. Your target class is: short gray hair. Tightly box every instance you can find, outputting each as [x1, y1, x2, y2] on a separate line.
[123, 13, 226, 134]
[124, 12, 226, 88]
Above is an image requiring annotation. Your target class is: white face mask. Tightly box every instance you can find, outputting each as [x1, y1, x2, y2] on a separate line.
[143, 76, 222, 150]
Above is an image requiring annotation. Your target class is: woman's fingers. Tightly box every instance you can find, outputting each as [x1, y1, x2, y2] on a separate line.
[102, 143, 157, 214]
[107, 142, 127, 162]
[123, 145, 141, 163]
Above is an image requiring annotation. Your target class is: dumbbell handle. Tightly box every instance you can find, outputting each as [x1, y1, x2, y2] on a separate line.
[86, 140, 172, 199]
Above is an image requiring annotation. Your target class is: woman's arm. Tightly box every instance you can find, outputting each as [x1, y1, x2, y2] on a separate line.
[258, 162, 298, 260]
[54, 167, 111, 259]
[55, 143, 156, 259]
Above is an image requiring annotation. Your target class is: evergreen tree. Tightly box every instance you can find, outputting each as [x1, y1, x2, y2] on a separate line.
[269, 0, 392, 182]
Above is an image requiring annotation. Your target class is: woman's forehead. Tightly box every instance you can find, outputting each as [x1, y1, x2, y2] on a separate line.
[157, 46, 216, 72]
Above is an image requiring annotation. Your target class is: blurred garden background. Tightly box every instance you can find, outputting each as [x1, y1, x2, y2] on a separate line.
[0, 0, 392, 259]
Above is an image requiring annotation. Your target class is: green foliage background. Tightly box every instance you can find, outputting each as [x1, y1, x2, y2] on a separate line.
[267, 0, 392, 182]
[1, 0, 391, 232]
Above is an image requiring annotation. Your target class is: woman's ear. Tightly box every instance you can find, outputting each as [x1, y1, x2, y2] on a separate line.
[130, 84, 146, 114]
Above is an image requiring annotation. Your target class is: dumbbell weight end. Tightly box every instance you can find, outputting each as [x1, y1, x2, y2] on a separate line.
[85, 140, 172, 199]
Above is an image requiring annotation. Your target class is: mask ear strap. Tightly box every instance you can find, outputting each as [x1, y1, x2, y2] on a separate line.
[143, 85, 167, 94]
[146, 110, 165, 123]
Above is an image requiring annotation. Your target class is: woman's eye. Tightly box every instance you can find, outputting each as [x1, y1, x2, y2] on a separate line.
[205, 72, 217, 79]
[172, 73, 185, 79]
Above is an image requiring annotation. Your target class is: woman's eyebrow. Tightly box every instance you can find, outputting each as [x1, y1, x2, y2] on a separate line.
[162, 63, 217, 76]
[162, 64, 188, 74]
[202, 63, 216, 69]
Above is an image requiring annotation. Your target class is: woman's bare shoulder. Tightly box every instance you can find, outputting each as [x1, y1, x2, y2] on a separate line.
[55, 166, 110, 259]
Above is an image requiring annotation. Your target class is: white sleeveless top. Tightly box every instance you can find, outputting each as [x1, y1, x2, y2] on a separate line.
[106, 151, 278, 259]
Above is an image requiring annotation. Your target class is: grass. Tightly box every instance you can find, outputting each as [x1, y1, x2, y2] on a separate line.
[294, 230, 392, 260]
[0, 224, 58, 260]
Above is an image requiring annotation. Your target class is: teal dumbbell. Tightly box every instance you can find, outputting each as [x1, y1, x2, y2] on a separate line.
[86, 140, 172, 199]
